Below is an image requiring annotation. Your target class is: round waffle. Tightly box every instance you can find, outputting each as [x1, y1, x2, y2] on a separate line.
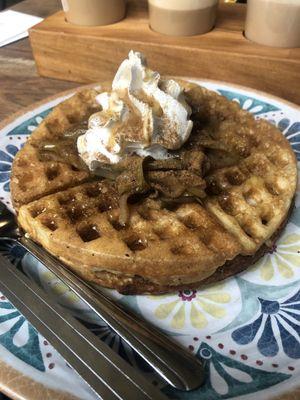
[12, 81, 297, 294]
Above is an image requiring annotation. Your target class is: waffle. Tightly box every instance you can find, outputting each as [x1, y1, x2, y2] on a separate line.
[12, 82, 297, 294]
[11, 88, 102, 209]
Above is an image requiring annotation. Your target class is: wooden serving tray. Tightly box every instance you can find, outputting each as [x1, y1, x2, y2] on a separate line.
[29, 0, 300, 104]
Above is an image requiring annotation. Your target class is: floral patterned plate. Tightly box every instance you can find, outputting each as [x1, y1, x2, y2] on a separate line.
[0, 80, 299, 400]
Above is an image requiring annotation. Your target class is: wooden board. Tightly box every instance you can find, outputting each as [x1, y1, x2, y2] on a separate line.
[29, 0, 300, 104]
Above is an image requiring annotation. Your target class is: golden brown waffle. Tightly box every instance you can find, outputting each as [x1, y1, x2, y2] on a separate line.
[13, 82, 297, 294]
[184, 82, 297, 256]
[11, 89, 102, 209]
[18, 181, 241, 291]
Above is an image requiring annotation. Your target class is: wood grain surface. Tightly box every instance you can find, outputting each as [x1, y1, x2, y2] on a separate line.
[0, 0, 78, 121]
[29, 0, 300, 104]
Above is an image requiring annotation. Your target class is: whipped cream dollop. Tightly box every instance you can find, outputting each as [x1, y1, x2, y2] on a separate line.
[77, 51, 193, 168]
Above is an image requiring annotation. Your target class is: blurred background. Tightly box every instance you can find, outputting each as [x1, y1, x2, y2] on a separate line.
[0, 0, 21, 9]
[0, 0, 247, 11]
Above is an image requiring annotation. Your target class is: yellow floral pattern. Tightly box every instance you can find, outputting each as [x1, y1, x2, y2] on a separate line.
[151, 285, 231, 330]
[256, 233, 300, 281]
[40, 270, 80, 305]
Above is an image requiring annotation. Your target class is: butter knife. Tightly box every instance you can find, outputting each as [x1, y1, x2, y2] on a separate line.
[0, 253, 169, 400]
[0, 201, 204, 391]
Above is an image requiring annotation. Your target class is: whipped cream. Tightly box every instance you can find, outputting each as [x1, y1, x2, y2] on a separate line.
[77, 51, 193, 168]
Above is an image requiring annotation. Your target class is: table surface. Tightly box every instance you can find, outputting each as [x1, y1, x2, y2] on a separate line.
[1, 2, 300, 400]
[1, 0, 299, 123]
[0, 0, 78, 121]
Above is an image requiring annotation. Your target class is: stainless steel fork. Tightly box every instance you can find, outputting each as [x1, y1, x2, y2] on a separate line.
[0, 252, 169, 400]
[0, 202, 204, 392]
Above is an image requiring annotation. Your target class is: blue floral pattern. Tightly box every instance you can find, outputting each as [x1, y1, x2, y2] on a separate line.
[217, 90, 280, 115]
[232, 292, 300, 359]
[0, 145, 19, 192]
[163, 343, 290, 399]
[278, 119, 300, 161]
[0, 241, 45, 370]
[0, 299, 45, 371]
[8, 110, 50, 136]
[0, 241, 26, 267]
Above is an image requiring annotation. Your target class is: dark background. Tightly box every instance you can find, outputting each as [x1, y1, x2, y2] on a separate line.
[0, 0, 21, 9]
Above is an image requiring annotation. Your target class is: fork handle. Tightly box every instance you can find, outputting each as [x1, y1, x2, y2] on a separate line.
[20, 236, 204, 391]
[0, 253, 168, 400]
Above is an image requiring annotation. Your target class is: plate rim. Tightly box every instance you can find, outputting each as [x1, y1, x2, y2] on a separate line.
[0, 359, 76, 400]
[0, 80, 299, 400]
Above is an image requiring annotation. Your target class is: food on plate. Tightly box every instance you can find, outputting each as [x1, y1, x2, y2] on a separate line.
[11, 51, 297, 294]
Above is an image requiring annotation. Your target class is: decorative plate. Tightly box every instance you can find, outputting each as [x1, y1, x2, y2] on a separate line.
[0, 80, 299, 400]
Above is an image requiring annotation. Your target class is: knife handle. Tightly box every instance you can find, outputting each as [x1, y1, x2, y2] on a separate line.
[0, 253, 168, 400]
